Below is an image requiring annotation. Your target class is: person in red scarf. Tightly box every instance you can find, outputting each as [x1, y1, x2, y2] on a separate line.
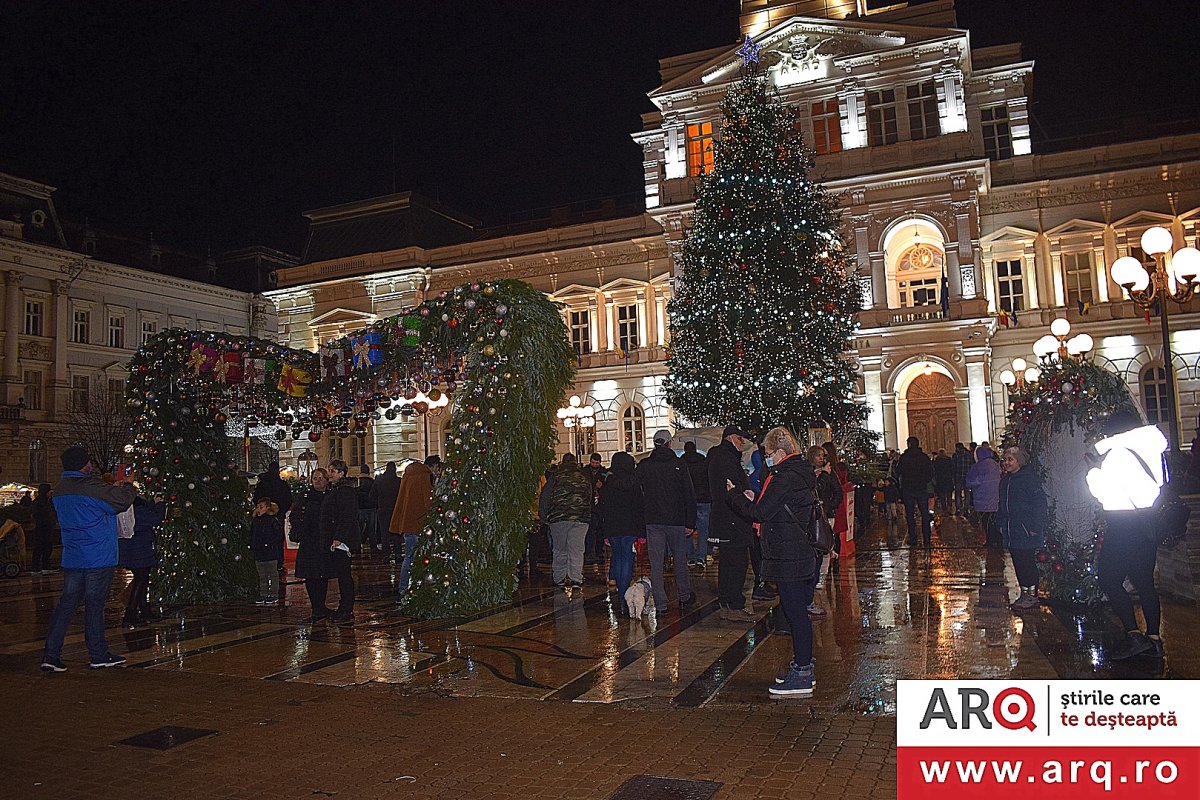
[726, 426, 818, 697]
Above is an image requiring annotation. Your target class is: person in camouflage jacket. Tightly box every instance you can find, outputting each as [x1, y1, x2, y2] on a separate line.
[539, 454, 593, 586]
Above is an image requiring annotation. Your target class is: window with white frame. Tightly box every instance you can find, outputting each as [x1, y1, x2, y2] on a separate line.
[568, 309, 591, 357]
[23, 369, 43, 410]
[1062, 251, 1094, 307]
[71, 375, 90, 411]
[616, 303, 640, 352]
[811, 98, 842, 155]
[24, 299, 45, 336]
[108, 378, 126, 398]
[899, 277, 940, 308]
[108, 314, 126, 348]
[141, 319, 158, 345]
[1141, 366, 1170, 427]
[622, 405, 646, 453]
[1128, 244, 1157, 273]
[71, 309, 90, 343]
[995, 259, 1024, 313]
[686, 121, 716, 177]
[906, 81, 940, 141]
[981, 105, 1013, 159]
[867, 89, 898, 146]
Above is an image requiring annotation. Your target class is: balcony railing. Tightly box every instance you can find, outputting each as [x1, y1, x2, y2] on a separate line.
[0, 404, 25, 422]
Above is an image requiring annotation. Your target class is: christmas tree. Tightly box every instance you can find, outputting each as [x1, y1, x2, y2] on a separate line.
[666, 69, 863, 434]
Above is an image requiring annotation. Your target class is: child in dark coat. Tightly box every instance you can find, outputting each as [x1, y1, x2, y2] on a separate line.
[250, 499, 284, 605]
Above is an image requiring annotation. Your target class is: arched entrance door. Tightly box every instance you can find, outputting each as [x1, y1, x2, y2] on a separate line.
[905, 373, 959, 453]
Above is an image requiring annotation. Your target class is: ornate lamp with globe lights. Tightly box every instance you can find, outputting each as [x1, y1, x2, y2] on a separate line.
[999, 356, 1041, 394]
[1032, 318, 1093, 364]
[1108, 225, 1200, 450]
[556, 395, 595, 458]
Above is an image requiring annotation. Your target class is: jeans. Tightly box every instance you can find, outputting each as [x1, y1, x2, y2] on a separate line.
[329, 550, 354, 615]
[609, 536, 637, 602]
[256, 559, 279, 598]
[1097, 511, 1161, 636]
[903, 492, 933, 544]
[646, 523, 692, 608]
[43, 567, 115, 662]
[398, 533, 418, 593]
[776, 577, 815, 667]
[549, 520, 588, 584]
[687, 503, 711, 564]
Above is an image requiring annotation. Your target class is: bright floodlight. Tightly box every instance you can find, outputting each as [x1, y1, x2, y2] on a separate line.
[1140, 226, 1173, 256]
[569, 395, 581, 407]
[1012, 357, 1027, 372]
[1170, 247, 1200, 283]
[1110, 256, 1150, 290]
[1000, 369, 1016, 386]
[1024, 367, 1041, 383]
[1050, 318, 1071, 338]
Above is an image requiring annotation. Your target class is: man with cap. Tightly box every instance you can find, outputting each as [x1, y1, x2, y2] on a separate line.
[635, 429, 696, 613]
[40, 445, 138, 672]
[708, 425, 757, 621]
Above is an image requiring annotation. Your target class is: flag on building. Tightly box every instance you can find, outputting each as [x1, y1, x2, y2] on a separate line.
[1077, 299, 1091, 315]
[1010, 309, 1020, 327]
[997, 309, 1010, 328]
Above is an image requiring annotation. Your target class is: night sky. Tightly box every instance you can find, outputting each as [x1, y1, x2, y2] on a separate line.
[2, 1, 1197, 256]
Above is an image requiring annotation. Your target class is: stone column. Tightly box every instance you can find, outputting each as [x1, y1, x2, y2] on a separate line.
[861, 360, 885, 446]
[881, 392, 899, 451]
[50, 280, 69, 414]
[965, 356, 991, 443]
[3, 271, 22, 404]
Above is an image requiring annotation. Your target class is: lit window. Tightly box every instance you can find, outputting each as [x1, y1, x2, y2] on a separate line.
[1141, 366, 1170, 428]
[622, 405, 646, 453]
[811, 99, 842, 155]
[23, 370, 43, 411]
[72, 375, 90, 412]
[899, 277, 940, 308]
[981, 105, 1013, 159]
[907, 81, 940, 141]
[1062, 251, 1094, 307]
[568, 309, 591, 357]
[108, 315, 126, 348]
[24, 300, 44, 336]
[996, 259, 1024, 313]
[72, 309, 90, 343]
[867, 89, 898, 146]
[616, 304, 640, 352]
[686, 121, 716, 177]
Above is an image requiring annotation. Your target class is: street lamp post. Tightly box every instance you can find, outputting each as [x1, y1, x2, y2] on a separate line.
[556, 395, 595, 458]
[1109, 226, 1200, 452]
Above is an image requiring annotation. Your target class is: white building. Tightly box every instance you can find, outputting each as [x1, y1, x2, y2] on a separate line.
[268, 0, 1200, 471]
[0, 171, 282, 482]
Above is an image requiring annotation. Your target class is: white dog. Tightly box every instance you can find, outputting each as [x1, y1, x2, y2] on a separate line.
[624, 577, 654, 619]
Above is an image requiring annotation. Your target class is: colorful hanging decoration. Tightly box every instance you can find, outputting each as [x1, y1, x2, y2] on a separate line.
[319, 345, 351, 379]
[351, 332, 383, 369]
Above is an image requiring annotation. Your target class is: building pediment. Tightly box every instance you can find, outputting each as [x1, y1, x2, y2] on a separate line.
[651, 17, 964, 101]
[307, 307, 378, 329]
[980, 225, 1037, 246]
[1045, 219, 1108, 238]
[1111, 210, 1176, 229]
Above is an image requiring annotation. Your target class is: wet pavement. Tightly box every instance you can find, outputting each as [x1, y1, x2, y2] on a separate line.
[2, 514, 1195, 799]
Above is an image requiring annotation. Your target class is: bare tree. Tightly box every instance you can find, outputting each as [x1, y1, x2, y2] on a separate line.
[64, 384, 133, 473]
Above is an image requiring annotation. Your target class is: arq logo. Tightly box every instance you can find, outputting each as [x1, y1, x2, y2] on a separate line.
[919, 686, 1037, 731]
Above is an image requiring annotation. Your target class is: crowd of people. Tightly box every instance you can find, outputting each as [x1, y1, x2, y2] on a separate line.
[30, 410, 1171, 680]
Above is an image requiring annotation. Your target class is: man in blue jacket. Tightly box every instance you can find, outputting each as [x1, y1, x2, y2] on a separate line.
[40, 445, 137, 672]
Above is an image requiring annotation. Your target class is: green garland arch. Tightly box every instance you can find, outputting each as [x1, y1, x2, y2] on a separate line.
[127, 279, 574, 618]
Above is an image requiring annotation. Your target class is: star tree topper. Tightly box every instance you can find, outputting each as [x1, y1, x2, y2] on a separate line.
[736, 35, 761, 67]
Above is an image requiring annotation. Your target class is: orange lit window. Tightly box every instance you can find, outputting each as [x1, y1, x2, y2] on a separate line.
[687, 121, 715, 177]
[811, 99, 842, 155]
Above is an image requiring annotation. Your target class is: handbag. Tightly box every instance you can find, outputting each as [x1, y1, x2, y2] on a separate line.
[1150, 492, 1190, 549]
[783, 502, 834, 554]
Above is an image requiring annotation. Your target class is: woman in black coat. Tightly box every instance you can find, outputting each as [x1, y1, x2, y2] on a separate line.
[320, 460, 360, 623]
[727, 426, 818, 697]
[119, 494, 165, 626]
[592, 451, 644, 611]
[291, 469, 331, 622]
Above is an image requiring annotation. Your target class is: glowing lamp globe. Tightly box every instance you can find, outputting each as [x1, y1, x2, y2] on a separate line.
[556, 408, 569, 420]
[1050, 318, 1071, 338]
[1012, 357, 1027, 372]
[569, 395, 581, 408]
[1024, 367, 1041, 383]
[1170, 247, 1200, 283]
[1033, 335, 1059, 359]
[1073, 333, 1093, 353]
[1000, 369, 1016, 386]
[1066, 337, 1084, 356]
[1140, 226, 1173, 256]
[1110, 256, 1149, 291]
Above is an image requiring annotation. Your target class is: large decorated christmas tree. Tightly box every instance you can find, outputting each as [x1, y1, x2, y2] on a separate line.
[666, 67, 863, 433]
